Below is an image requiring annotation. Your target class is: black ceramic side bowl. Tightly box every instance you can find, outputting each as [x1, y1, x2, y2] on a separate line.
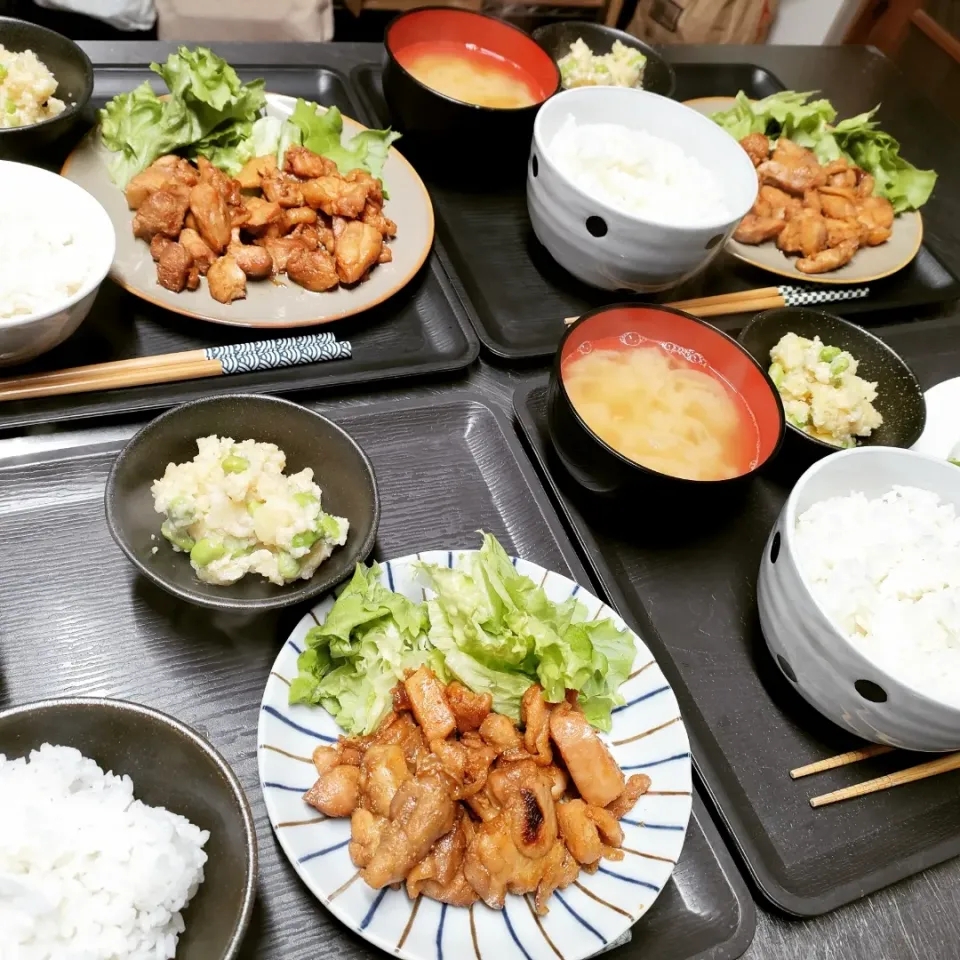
[737, 307, 926, 467]
[0, 697, 257, 960]
[531, 20, 676, 99]
[105, 394, 380, 612]
[548, 303, 786, 499]
[0, 17, 93, 159]
[383, 7, 560, 180]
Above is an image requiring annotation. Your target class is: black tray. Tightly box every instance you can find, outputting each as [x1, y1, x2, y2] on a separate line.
[512, 333, 960, 917]
[352, 63, 960, 361]
[2, 64, 478, 433]
[0, 391, 754, 960]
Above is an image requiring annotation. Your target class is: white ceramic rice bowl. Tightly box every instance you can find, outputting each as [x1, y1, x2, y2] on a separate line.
[527, 87, 757, 293]
[758, 446, 960, 752]
[0, 160, 115, 366]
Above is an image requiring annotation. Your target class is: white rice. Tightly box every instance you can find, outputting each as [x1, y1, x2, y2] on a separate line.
[0, 202, 96, 320]
[795, 485, 960, 707]
[0, 744, 209, 960]
[547, 115, 731, 226]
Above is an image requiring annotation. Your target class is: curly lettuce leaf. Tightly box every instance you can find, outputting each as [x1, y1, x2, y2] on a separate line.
[710, 90, 936, 212]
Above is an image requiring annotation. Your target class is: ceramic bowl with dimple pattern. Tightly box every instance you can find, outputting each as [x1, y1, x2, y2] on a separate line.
[258, 550, 692, 960]
[758, 446, 960, 751]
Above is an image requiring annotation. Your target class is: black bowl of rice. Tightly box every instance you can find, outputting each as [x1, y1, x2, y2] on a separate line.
[0, 697, 258, 959]
[0, 17, 93, 159]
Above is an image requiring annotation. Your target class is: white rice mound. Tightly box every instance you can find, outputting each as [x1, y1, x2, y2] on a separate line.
[0, 744, 210, 960]
[548, 114, 731, 226]
[795, 485, 960, 708]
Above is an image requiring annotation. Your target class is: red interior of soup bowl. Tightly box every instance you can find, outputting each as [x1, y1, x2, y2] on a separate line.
[386, 8, 560, 103]
[560, 305, 785, 470]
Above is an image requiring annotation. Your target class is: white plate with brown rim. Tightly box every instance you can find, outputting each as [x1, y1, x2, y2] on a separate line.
[61, 93, 434, 328]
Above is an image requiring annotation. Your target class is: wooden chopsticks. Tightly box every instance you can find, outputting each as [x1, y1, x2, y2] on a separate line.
[0, 332, 352, 403]
[792, 745, 960, 808]
[562, 283, 870, 325]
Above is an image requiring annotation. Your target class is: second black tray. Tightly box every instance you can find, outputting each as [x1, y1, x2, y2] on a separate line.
[353, 63, 960, 361]
[2, 62, 478, 433]
[513, 319, 960, 915]
[0, 390, 754, 960]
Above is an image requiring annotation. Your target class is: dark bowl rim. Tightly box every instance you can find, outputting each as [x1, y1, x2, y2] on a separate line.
[530, 19, 678, 100]
[737, 306, 927, 452]
[554, 302, 787, 486]
[383, 6, 561, 114]
[0, 16, 94, 136]
[104, 393, 381, 613]
[0, 695, 258, 960]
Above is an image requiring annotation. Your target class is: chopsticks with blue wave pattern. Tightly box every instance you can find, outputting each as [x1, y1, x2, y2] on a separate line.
[0, 332, 352, 402]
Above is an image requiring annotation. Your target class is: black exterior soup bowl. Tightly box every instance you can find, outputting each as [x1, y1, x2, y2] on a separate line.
[737, 307, 926, 471]
[382, 7, 560, 181]
[531, 20, 676, 98]
[0, 697, 257, 960]
[547, 304, 786, 499]
[105, 394, 380, 613]
[0, 17, 94, 159]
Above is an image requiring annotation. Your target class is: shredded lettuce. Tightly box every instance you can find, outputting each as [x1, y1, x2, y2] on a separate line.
[289, 533, 637, 735]
[711, 90, 937, 213]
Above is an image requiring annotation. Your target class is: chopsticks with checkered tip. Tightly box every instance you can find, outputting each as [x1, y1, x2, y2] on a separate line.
[0, 332, 352, 402]
[562, 284, 870, 325]
[791, 746, 960, 807]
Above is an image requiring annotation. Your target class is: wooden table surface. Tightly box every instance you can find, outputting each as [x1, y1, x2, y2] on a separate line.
[28, 38, 960, 960]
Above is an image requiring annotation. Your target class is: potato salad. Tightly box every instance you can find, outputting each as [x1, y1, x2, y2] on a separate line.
[769, 333, 882, 448]
[151, 436, 349, 586]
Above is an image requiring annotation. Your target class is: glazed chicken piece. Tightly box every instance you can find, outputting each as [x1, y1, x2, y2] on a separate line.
[178, 227, 215, 275]
[364, 711, 426, 768]
[479, 713, 528, 763]
[857, 195, 895, 245]
[125, 156, 198, 209]
[776, 211, 827, 259]
[803, 188, 822, 214]
[739, 132, 770, 167]
[235, 154, 278, 190]
[242, 195, 283, 230]
[549, 702, 624, 808]
[207, 254, 247, 303]
[312, 744, 342, 775]
[335, 220, 384, 284]
[228, 230, 273, 279]
[378, 247, 393, 264]
[197, 155, 242, 207]
[521, 685, 552, 766]
[825, 217, 862, 248]
[404, 666, 456, 742]
[261, 237, 306, 275]
[759, 185, 802, 220]
[819, 191, 857, 220]
[132, 188, 190, 242]
[346, 168, 384, 205]
[149, 234, 172, 260]
[360, 768, 458, 889]
[359, 744, 411, 818]
[556, 800, 603, 865]
[314, 215, 337, 254]
[733, 214, 785, 245]
[288, 222, 320, 250]
[279, 206, 318, 234]
[447, 681, 492, 734]
[488, 760, 558, 860]
[286, 246, 340, 292]
[857, 172, 876, 199]
[406, 812, 471, 896]
[303, 764, 361, 817]
[758, 158, 824, 195]
[285, 144, 339, 179]
[302, 175, 370, 219]
[155, 241, 193, 293]
[797, 238, 859, 274]
[350, 808, 387, 868]
[189, 182, 232, 254]
[262, 174, 305, 208]
[606, 773, 651, 819]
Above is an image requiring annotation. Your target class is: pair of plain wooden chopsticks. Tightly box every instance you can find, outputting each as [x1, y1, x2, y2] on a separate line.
[562, 283, 870, 325]
[0, 332, 352, 403]
[791, 744, 960, 808]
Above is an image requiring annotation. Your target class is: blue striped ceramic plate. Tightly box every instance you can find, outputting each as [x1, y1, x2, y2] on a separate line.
[258, 551, 692, 960]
